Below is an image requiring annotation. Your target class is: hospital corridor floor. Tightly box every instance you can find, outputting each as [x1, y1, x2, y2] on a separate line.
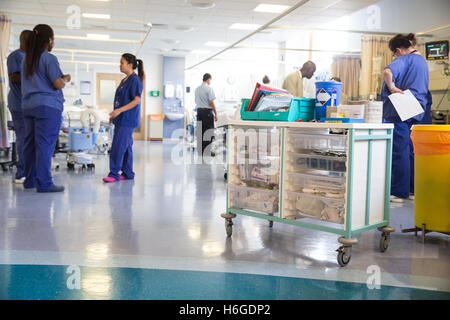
[0, 141, 449, 300]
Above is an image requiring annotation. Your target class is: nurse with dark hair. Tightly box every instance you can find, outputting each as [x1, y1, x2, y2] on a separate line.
[103, 53, 144, 183]
[381, 33, 432, 202]
[7, 30, 33, 183]
[21, 24, 70, 193]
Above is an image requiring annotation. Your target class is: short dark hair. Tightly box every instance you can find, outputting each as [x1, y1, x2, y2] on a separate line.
[203, 73, 211, 81]
[389, 33, 417, 53]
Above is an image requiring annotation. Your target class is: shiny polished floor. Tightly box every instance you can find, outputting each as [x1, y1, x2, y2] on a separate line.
[0, 141, 449, 300]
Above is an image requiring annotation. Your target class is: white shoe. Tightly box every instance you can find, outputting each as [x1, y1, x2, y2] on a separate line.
[14, 177, 25, 184]
[390, 195, 405, 203]
[408, 194, 415, 200]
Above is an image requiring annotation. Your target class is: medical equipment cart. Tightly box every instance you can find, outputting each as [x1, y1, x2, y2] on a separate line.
[221, 120, 395, 267]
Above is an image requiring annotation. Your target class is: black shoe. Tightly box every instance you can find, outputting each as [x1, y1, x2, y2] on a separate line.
[37, 185, 65, 193]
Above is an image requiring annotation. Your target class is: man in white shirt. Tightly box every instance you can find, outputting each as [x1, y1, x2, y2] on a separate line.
[195, 73, 217, 157]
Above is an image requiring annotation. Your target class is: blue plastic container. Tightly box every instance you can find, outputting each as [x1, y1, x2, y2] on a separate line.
[320, 117, 364, 123]
[315, 81, 342, 120]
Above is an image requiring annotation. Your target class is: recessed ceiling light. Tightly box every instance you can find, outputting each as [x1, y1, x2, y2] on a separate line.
[204, 41, 227, 47]
[87, 33, 110, 39]
[254, 4, 290, 13]
[82, 13, 111, 19]
[190, 0, 215, 9]
[229, 23, 261, 30]
[191, 50, 210, 54]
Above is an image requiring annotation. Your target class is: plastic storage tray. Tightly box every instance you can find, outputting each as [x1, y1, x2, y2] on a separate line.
[285, 191, 345, 224]
[229, 184, 279, 214]
[286, 172, 346, 197]
[240, 98, 316, 122]
[288, 152, 347, 173]
[287, 132, 347, 153]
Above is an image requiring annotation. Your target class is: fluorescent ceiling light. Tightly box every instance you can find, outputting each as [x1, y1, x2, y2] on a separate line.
[254, 4, 290, 13]
[229, 23, 261, 30]
[87, 33, 110, 39]
[191, 50, 210, 54]
[82, 13, 111, 19]
[204, 41, 227, 47]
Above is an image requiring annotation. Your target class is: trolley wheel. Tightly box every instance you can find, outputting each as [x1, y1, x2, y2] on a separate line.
[379, 232, 390, 252]
[81, 164, 86, 171]
[225, 218, 233, 237]
[337, 246, 352, 267]
[2, 164, 8, 172]
[87, 163, 95, 171]
[269, 220, 273, 228]
[67, 163, 75, 170]
[224, 172, 227, 180]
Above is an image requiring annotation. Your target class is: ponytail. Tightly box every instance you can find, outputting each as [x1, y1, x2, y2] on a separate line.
[388, 33, 417, 53]
[136, 59, 145, 81]
[122, 53, 145, 81]
[25, 24, 54, 77]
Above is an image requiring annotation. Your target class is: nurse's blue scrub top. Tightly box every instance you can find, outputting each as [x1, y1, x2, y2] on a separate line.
[381, 53, 431, 124]
[113, 73, 143, 128]
[7, 49, 25, 112]
[21, 50, 65, 111]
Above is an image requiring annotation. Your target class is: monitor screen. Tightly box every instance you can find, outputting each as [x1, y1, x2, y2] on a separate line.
[425, 40, 449, 60]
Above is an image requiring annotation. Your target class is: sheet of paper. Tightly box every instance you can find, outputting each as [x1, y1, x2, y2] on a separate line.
[388, 89, 424, 121]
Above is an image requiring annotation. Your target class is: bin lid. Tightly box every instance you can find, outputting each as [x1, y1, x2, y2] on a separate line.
[412, 124, 450, 132]
[149, 114, 164, 120]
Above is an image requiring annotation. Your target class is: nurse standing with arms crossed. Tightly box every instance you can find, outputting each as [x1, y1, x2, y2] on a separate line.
[21, 24, 70, 193]
[103, 53, 144, 183]
[381, 33, 432, 202]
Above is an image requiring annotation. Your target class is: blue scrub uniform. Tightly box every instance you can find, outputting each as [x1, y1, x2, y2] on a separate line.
[108, 73, 143, 180]
[7, 49, 26, 179]
[21, 51, 65, 192]
[381, 53, 432, 198]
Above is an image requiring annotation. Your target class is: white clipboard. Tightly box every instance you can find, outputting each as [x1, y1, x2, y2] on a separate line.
[388, 89, 424, 121]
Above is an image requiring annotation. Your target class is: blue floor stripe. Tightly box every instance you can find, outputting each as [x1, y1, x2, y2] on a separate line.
[0, 264, 449, 300]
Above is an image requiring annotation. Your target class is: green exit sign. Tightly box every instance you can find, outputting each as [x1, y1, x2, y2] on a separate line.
[150, 91, 160, 97]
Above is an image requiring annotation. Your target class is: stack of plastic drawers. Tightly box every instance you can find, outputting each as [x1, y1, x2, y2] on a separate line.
[228, 128, 281, 215]
[283, 129, 347, 224]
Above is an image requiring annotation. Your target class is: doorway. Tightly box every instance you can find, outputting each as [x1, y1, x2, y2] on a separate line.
[96, 73, 146, 140]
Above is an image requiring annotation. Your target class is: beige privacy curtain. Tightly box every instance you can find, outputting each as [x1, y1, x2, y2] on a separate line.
[0, 15, 12, 148]
[331, 55, 361, 102]
[359, 35, 393, 100]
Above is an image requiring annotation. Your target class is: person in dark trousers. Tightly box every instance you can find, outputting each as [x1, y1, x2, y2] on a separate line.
[21, 24, 70, 193]
[7, 30, 33, 184]
[195, 73, 217, 157]
[103, 53, 144, 183]
[381, 33, 432, 203]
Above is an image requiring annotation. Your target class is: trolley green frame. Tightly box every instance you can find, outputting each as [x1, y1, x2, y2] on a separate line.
[222, 122, 395, 266]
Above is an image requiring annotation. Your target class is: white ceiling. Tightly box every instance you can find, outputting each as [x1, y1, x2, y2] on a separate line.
[2, 0, 381, 65]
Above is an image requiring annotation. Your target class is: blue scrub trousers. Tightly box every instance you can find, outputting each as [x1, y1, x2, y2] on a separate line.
[10, 111, 26, 179]
[22, 106, 62, 192]
[391, 122, 414, 199]
[108, 126, 135, 180]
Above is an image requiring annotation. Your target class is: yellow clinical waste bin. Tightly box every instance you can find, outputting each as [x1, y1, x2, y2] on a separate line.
[148, 114, 164, 141]
[411, 125, 450, 233]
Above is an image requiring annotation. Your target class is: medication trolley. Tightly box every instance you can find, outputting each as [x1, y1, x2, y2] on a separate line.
[221, 120, 395, 266]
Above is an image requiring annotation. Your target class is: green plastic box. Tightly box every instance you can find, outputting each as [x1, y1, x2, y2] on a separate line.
[240, 97, 316, 122]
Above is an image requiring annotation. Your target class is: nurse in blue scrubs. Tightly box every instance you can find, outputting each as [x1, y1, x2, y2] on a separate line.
[21, 24, 70, 193]
[7, 30, 33, 183]
[103, 53, 144, 183]
[381, 33, 432, 202]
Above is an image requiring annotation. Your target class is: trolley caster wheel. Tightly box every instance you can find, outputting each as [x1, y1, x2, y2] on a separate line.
[379, 232, 390, 252]
[336, 246, 352, 267]
[269, 220, 273, 228]
[224, 172, 227, 180]
[67, 163, 75, 170]
[225, 219, 233, 237]
[87, 164, 95, 171]
[2, 165, 8, 172]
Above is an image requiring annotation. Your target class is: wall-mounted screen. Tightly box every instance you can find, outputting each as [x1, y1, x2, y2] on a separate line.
[425, 41, 449, 60]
